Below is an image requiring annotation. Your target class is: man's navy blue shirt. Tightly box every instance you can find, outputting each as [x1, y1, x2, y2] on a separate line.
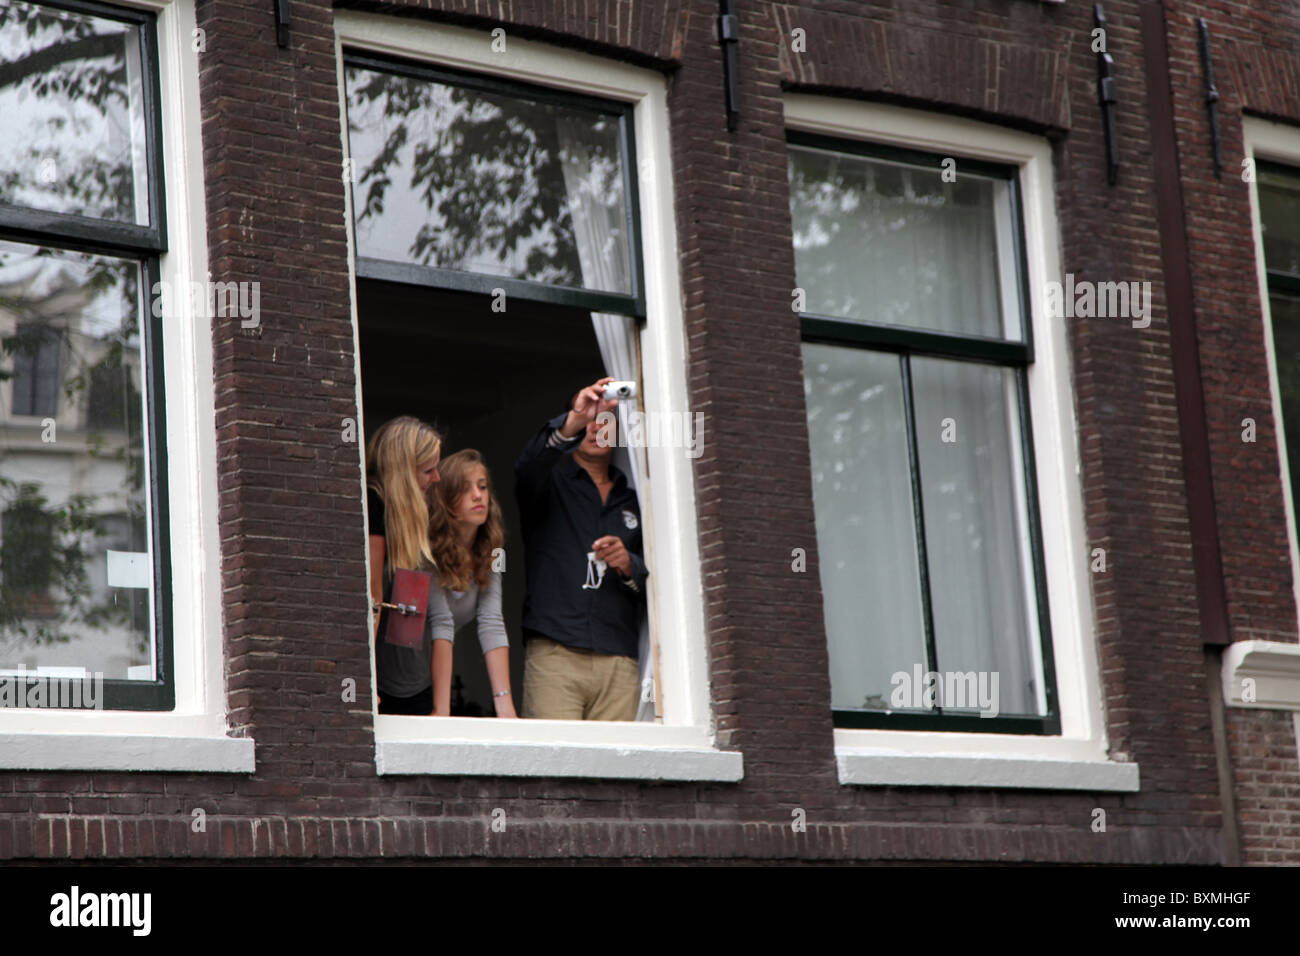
[514, 412, 648, 659]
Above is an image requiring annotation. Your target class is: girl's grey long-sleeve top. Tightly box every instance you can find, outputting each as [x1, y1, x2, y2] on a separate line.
[433, 570, 509, 654]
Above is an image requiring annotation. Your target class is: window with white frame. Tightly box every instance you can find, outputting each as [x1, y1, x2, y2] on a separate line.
[784, 96, 1132, 790]
[0, 0, 248, 773]
[0, 0, 171, 709]
[336, 13, 734, 780]
[791, 132, 1057, 734]
[342, 52, 647, 721]
[1255, 164, 1300, 516]
[1245, 118, 1300, 628]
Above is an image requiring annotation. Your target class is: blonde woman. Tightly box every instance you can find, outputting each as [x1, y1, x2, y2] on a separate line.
[366, 415, 451, 715]
[428, 450, 516, 718]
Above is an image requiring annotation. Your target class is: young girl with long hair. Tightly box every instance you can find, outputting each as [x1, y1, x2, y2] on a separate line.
[428, 449, 516, 718]
[366, 415, 450, 715]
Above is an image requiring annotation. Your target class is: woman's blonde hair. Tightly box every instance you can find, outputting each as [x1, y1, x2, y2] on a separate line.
[365, 416, 442, 575]
[429, 449, 505, 592]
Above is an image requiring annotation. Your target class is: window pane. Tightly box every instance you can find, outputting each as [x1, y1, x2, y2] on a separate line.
[0, 241, 153, 680]
[789, 144, 1020, 340]
[344, 65, 633, 294]
[910, 357, 1042, 717]
[803, 343, 926, 711]
[1259, 167, 1300, 278]
[0, 1, 150, 226]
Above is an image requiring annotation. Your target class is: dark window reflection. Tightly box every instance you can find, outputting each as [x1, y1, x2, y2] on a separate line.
[86, 350, 140, 431]
[1, 498, 57, 616]
[9, 323, 61, 417]
[1260, 166, 1300, 526]
[1271, 293, 1300, 501]
[1259, 169, 1300, 278]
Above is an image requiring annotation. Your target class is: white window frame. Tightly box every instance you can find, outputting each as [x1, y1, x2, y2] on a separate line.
[785, 95, 1137, 791]
[1244, 117, 1300, 639]
[0, 0, 252, 772]
[335, 12, 739, 782]
[1230, 117, 1300, 749]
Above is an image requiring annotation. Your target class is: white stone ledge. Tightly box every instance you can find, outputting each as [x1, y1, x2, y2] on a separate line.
[377, 739, 744, 781]
[1221, 639, 1300, 710]
[0, 732, 255, 772]
[836, 749, 1140, 791]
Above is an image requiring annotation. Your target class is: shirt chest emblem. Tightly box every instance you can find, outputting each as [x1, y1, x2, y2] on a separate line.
[621, 509, 638, 530]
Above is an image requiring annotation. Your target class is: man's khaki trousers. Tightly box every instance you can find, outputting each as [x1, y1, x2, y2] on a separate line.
[522, 637, 639, 721]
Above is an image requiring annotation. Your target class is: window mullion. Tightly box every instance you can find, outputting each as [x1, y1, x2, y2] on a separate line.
[1266, 271, 1300, 297]
[799, 314, 1031, 365]
[0, 212, 164, 259]
[140, 255, 173, 709]
[619, 111, 645, 309]
[1016, 370, 1058, 723]
[139, 16, 168, 248]
[354, 260, 645, 318]
[899, 351, 942, 715]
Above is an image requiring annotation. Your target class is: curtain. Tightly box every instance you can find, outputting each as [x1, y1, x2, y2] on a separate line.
[802, 344, 927, 712]
[910, 358, 1037, 715]
[556, 116, 658, 721]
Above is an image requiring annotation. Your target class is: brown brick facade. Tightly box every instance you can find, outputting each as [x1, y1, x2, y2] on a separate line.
[1164, 0, 1300, 865]
[1, 0, 1297, 864]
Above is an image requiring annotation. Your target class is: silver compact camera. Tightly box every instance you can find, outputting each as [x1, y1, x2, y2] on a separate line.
[602, 381, 637, 401]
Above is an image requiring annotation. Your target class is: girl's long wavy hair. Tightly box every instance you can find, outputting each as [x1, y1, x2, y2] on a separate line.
[365, 416, 442, 575]
[429, 449, 505, 592]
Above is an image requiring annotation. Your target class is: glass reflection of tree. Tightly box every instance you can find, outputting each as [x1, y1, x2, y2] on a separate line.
[789, 151, 952, 328]
[0, 2, 148, 654]
[0, 1, 139, 222]
[0, 250, 147, 652]
[347, 68, 620, 287]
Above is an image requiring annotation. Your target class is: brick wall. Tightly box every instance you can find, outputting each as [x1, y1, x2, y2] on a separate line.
[4, 0, 1296, 862]
[1160, 0, 1300, 864]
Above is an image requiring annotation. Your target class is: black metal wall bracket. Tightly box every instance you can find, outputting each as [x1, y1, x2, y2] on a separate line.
[718, 0, 739, 132]
[1094, 4, 1119, 186]
[1197, 18, 1223, 179]
[275, 0, 290, 49]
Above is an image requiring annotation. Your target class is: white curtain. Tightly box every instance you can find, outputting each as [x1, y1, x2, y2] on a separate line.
[803, 343, 927, 712]
[556, 116, 658, 722]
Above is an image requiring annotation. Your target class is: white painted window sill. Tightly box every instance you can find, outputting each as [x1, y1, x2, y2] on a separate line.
[0, 713, 255, 772]
[834, 730, 1139, 791]
[375, 716, 743, 780]
[0, 731, 254, 772]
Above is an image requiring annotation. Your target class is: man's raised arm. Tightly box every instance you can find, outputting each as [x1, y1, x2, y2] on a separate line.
[514, 377, 616, 511]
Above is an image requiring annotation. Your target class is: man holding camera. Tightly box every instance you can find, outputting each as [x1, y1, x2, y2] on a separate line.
[515, 376, 648, 720]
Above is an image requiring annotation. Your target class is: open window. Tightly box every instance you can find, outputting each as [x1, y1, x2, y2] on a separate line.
[355, 282, 609, 717]
[337, 13, 734, 779]
[343, 49, 655, 720]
